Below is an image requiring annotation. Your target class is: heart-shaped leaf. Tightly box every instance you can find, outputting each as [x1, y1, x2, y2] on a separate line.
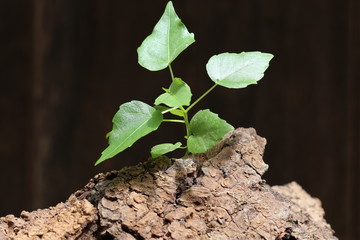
[151, 142, 182, 158]
[187, 109, 234, 153]
[96, 101, 163, 165]
[206, 52, 274, 88]
[155, 78, 192, 107]
[137, 1, 195, 71]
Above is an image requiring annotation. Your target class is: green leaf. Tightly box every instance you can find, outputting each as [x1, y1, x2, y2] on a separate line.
[155, 78, 192, 107]
[151, 142, 182, 158]
[187, 110, 234, 154]
[95, 100, 163, 165]
[206, 52, 274, 89]
[169, 109, 184, 117]
[137, 1, 195, 71]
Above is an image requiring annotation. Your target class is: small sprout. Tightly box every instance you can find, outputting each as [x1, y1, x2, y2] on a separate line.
[95, 1, 273, 165]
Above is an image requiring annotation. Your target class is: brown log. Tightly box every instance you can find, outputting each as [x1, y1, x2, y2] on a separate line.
[0, 128, 337, 239]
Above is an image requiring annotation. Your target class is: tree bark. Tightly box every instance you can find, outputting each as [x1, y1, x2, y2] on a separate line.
[0, 128, 337, 240]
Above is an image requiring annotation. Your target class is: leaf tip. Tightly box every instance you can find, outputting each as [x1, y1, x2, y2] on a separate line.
[94, 157, 104, 166]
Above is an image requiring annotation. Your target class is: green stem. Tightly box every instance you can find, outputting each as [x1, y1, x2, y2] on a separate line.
[167, 64, 190, 155]
[168, 64, 175, 81]
[161, 107, 178, 115]
[186, 83, 218, 112]
[180, 106, 190, 137]
[163, 119, 185, 124]
[179, 106, 190, 156]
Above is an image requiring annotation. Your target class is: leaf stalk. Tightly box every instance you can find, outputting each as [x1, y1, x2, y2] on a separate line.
[161, 107, 178, 114]
[168, 64, 175, 81]
[163, 119, 186, 123]
[186, 83, 218, 112]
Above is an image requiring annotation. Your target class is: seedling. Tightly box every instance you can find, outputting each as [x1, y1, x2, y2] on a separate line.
[95, 1, 273, 165]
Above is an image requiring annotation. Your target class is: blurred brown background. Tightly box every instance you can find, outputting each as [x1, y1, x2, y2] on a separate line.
[0, 0, 359, 239]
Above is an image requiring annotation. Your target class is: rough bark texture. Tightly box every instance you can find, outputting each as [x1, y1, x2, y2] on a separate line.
[0, 128, 337, 240]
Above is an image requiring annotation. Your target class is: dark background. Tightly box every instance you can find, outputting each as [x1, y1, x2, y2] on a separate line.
[0, 0, 359, 239]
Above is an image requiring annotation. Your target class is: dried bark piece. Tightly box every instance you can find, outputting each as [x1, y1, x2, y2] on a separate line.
[0, 128, 338, 239]
[0, 196, 97, 240]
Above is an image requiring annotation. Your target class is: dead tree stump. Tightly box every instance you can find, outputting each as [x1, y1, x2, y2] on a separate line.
[0, 128, 337, 239]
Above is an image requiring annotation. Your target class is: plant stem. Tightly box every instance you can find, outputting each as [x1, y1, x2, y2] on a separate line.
[163, 119, 185, 123]
[180, 106, 190, 138]
[168, 63, 190, 152]
[161, 107, 178, 115]
[178, 107, 190, 156]
[168, 64, 175, 81]
[186, 83, 218, 112]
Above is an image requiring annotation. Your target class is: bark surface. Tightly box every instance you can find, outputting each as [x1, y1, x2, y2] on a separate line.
[0, 128, 337, 240]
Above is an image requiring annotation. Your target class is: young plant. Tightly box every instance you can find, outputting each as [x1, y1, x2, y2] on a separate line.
[95, 1, 273, 165]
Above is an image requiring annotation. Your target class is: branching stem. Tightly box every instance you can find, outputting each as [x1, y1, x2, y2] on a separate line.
[167, 65, 219, 156]
[168, 64, 191, 143]
[180, 106, 190, 139]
